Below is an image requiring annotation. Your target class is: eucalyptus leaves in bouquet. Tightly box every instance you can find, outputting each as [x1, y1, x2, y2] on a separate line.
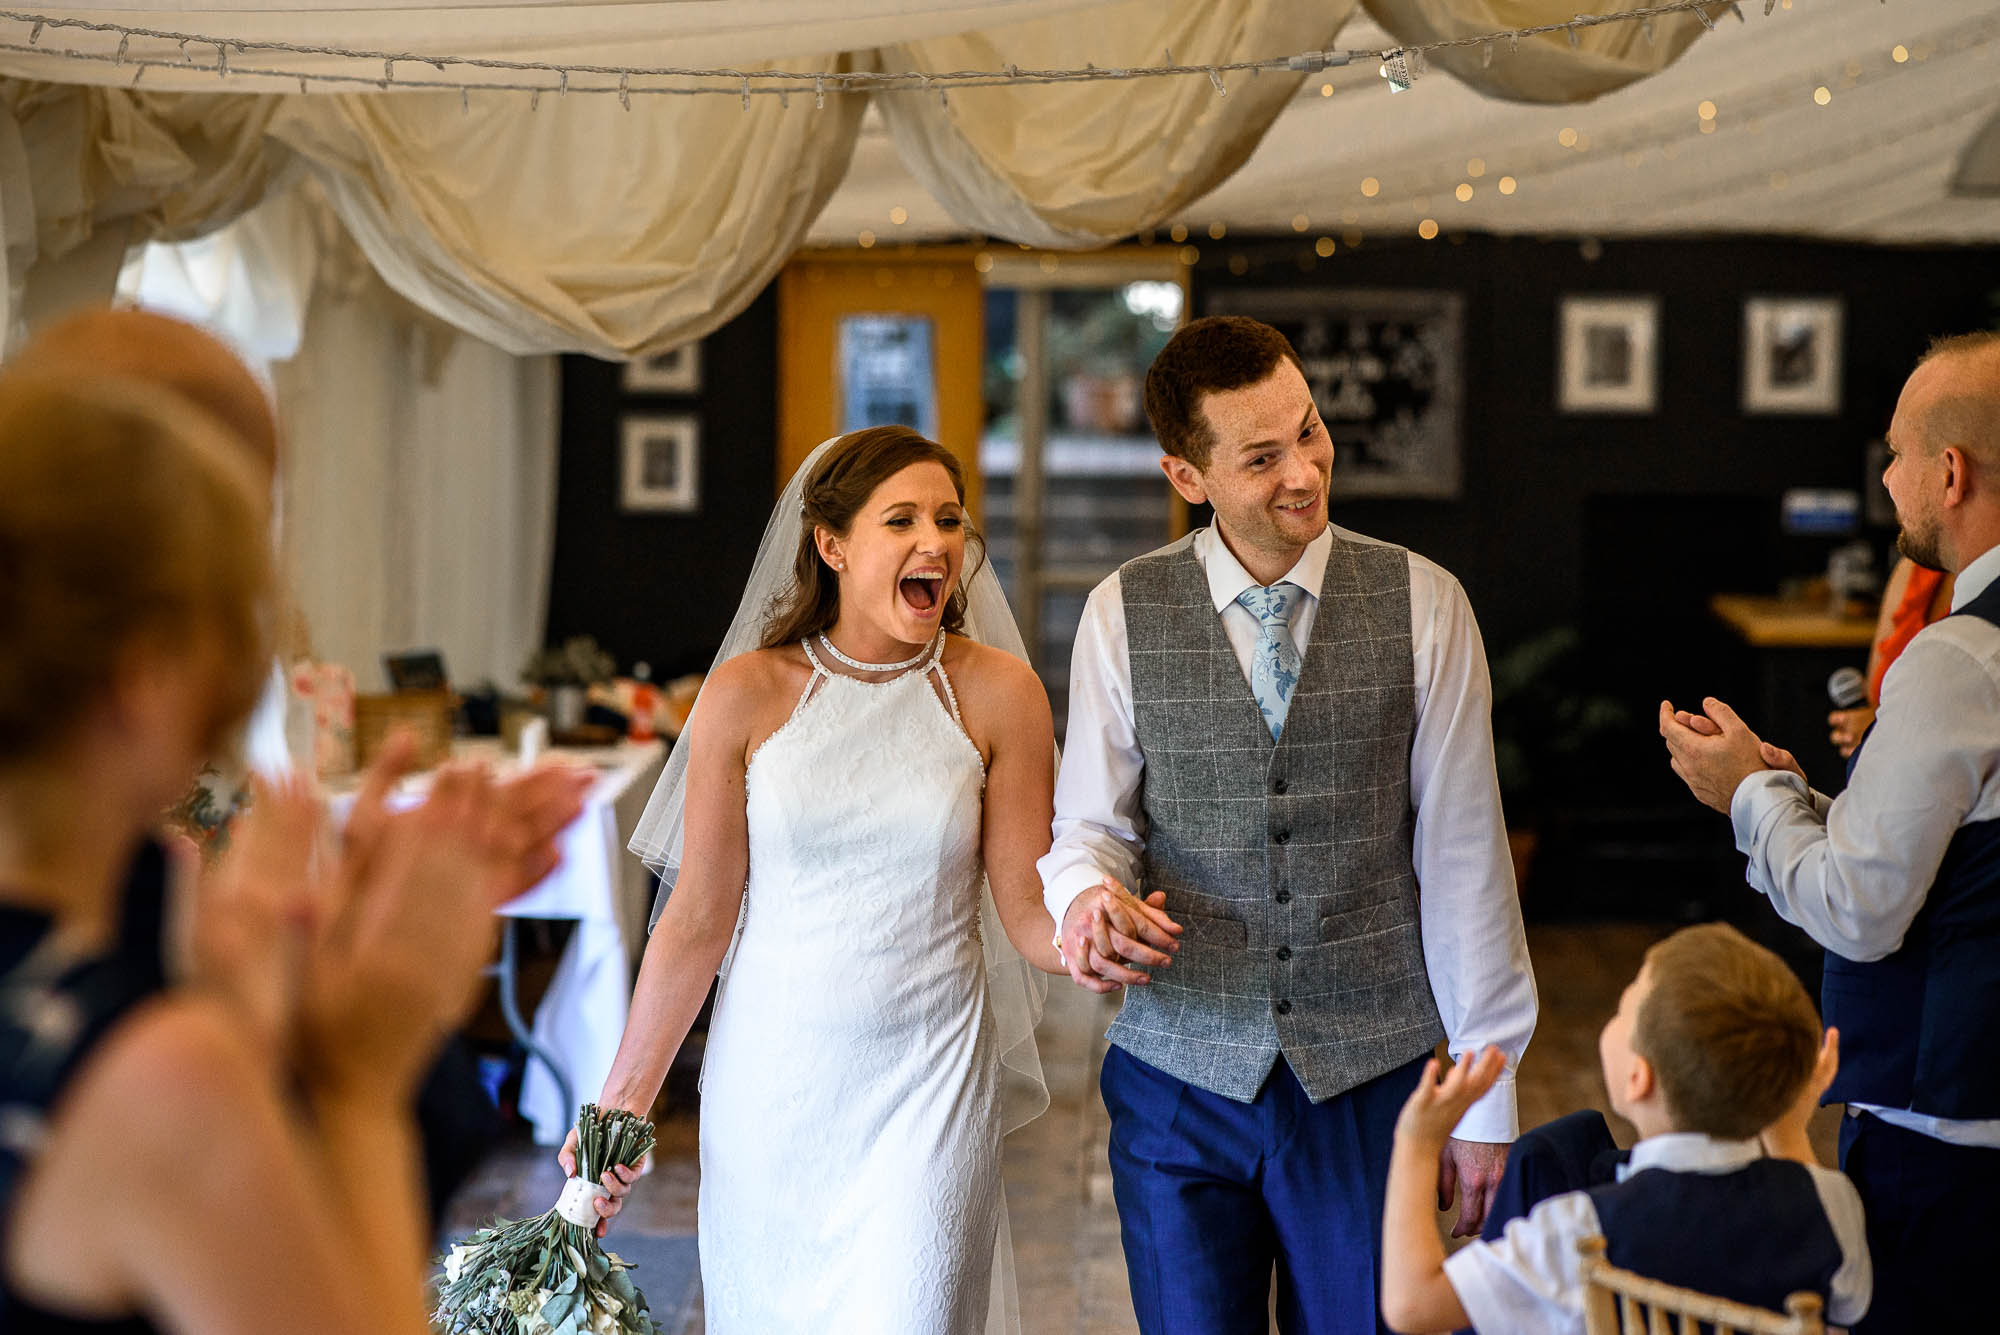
[433, 1105, 660, 1335]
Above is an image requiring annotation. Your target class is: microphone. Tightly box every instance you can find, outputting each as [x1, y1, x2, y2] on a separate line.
[1828, 666, 1868, 710]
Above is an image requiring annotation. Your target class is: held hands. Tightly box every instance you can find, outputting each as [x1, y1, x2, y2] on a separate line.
[556, 1129, 647, 1238]
[1059, 878, 1182, 994]
[1658, 697, 1804, 814]
[1394, 1047, 1509, 1238]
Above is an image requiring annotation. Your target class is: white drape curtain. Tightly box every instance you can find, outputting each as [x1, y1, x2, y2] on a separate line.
[276, 279, 559, 692]
[117, 183, 561, 693]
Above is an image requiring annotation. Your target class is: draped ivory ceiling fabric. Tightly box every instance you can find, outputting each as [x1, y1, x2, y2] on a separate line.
[872, 1, 1360, 250]
[0, 0, 1983, 357]
[1360, 0, 1727, 103]
[263, 68, 869, 357]
[814, 0, 2000, 249]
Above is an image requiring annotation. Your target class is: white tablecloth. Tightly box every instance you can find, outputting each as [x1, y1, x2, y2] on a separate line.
[497, 740, 666, 1144]
[329, 738, 667, 1145]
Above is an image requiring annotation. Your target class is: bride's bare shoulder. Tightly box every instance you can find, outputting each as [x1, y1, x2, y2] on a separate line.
[703, 643, 813, 705]
[942, 636, 1045, 707]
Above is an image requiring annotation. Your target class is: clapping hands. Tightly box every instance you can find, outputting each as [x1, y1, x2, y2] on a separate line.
[1659, 697, 1806, 814]
[187, 733, 592, 1097]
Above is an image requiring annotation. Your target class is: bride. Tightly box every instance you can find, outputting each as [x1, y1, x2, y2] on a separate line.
[573, 425, 1069, 1333]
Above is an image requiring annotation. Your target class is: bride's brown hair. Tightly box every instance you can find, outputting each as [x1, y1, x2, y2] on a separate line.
[760, 426, 986, 650]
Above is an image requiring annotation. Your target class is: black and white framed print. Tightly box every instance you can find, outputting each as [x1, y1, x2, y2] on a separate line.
[1743, 296, 1842, 415]
[1205, 286, 1465, 500]
[620, 414, 701, 513]
[621, 341, 702, 395]
[1558, 295, 1659, 414]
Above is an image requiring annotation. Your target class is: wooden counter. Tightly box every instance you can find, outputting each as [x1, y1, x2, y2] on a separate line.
[1704, 595, 1872, 651]
[1708, 594, 1876, 649]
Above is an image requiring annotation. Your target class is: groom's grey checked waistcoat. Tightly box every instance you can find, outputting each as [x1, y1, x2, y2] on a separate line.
[1107, 529, 1445, 1104]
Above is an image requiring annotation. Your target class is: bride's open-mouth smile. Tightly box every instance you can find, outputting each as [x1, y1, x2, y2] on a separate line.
[898, 567, 948, 618]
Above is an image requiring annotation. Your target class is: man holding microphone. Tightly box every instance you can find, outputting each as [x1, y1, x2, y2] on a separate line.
[1661, 332, 2000, 1329]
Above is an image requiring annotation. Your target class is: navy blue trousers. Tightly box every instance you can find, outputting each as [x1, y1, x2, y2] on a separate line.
[1101, 1045, 1429, 1335]
[1839, 1111, 1996, 1331]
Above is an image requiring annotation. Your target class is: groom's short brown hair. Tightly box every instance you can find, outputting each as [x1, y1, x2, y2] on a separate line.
[1144, 316, 1302, 469]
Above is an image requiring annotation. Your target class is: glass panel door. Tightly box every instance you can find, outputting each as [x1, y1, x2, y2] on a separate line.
[980, 265, 1185, 734]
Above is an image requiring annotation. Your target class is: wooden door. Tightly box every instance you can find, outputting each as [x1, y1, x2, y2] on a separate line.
[776, 249, 985, 517]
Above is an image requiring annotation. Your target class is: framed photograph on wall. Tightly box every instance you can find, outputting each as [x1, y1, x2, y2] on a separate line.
[622, 341, 702, 395]
[1558, 295, 1659, 414]
[1204, 287, 1464, 499]
[1743, 296, 1842, 415]
[620, 414, 701, 513]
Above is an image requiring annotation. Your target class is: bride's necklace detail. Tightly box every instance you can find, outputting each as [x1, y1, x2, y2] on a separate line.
[815, 630, 937, 673]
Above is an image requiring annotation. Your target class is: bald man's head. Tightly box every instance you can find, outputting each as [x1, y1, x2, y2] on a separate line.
[8, 308, 278, 477]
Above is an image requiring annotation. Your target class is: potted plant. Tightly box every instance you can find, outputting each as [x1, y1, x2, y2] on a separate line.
[522, 635, 617, 733]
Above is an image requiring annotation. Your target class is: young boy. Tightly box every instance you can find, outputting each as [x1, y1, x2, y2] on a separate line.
[1379, 923, 1870, 1333]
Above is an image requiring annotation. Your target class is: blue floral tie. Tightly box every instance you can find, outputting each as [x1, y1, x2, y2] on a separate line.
[1237, 582, 1303, 740]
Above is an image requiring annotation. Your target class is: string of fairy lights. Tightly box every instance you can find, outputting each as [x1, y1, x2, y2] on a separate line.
[0, 0, 1748, 102]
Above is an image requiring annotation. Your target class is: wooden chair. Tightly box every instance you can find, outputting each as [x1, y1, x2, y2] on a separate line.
[1578, 1236, 1826, 1335]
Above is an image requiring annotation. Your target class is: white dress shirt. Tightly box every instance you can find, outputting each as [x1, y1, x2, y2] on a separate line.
[1442, 1134, 1872, 1334]
[1730, 542, 2000, 1148]
[1039, 523, 1538, 1142]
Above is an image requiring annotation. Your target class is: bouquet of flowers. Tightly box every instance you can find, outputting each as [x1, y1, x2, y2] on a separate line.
[433, 1105, 661, 1335]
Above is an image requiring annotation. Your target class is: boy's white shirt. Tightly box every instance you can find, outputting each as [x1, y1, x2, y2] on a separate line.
[1441, 1132, 1871, 1333]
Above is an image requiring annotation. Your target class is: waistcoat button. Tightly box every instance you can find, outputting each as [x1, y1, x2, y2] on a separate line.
[1275, 999, 1293, 1015]
[1275, 946, 1292, 962]
[1273, 829, 1291, 845]
[1275, 890, 1292, 904]
[1273, 777, 1289, 795]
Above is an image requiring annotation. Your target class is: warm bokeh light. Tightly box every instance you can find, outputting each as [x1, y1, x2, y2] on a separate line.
[1697, 100, 1717, 120]
[1208, 221, 1227, 240]
[1361, 177, 1381, 197]
[1455, 183, 1474, 202]
[1467, 157, 1486, 178]
[1813, 86, 1832, 106]
[1498, 176, 1517, 195]
[1291, 213, 1310, 232]
[1169, 223, 1189, 243]
[1558, 127, 1579, 148]
[857, 230, 875, 248]
[1315, 236, 1336, 257]
[1417, 219, 1439, 240]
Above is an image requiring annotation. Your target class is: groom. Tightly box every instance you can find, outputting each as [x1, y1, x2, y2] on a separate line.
[1041, 316, 1538, 1334]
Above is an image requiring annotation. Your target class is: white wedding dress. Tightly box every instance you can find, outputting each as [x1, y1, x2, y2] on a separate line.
[695, 636, 1013, 1334]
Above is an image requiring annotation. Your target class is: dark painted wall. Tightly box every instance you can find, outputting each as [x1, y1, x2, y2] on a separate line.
[544, 289, 779, 679]
[1193, 232, 1999, 666]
